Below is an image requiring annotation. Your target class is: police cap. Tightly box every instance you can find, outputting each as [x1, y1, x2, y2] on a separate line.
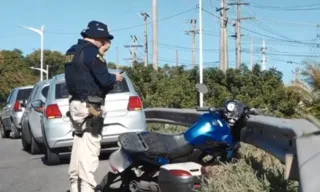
[81, 20, 114, 40]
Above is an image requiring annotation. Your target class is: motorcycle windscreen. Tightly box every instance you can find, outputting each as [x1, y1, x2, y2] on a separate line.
[109, 148, 132, 173]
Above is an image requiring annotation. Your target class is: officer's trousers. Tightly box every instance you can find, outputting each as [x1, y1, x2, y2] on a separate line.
[68, 100, 102, 192]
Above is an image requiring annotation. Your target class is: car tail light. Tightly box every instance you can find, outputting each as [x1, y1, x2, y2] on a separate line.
[45, 104, 62, 119]
[127, 96, 142, 111]
[14, 101, 21, 111]
[168, 170, 192, 177]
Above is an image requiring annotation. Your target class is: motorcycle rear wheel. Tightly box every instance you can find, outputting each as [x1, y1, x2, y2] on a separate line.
[100, 171, 135, 192]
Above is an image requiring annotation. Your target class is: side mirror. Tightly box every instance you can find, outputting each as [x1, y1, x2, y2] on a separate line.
[31, 100, 44, 113]
[195, 83, 209, 94]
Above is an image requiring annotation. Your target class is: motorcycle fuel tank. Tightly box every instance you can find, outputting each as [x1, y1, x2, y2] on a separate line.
[184, 112, 233, 147]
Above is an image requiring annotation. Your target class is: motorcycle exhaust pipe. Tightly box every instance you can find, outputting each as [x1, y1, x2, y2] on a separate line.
[129, 180, 160, 192]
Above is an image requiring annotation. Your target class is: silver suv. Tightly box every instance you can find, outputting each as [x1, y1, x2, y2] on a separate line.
[39, 70, 147, 165]
[0, 85, 34, 139]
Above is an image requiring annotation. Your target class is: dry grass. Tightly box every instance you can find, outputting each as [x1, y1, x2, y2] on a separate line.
[147, 123, 299, 192]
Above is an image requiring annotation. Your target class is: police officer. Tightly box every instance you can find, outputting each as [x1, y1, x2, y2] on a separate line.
[64, 20, 123, 192]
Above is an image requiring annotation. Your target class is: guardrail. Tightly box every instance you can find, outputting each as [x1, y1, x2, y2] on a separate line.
[144, 108, 320, 192]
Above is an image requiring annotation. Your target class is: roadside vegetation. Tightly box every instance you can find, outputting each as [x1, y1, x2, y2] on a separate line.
[1, 49, 319, 191]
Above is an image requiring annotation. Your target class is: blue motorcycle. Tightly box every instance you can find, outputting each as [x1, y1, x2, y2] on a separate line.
[100, 83, 253, 192]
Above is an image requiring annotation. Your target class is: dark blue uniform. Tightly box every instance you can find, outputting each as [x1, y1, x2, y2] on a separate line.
[64, 39, 116, 100]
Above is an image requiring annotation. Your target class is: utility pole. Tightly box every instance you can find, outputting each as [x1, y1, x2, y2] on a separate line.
[141, 12, 150, 67]
[217, 0, 229, 72]
[185, 19, 199, 68]
[292, 67, 300, 84]
[116, 47, 119, 69]
[261, 39, 266, 71]
[152, 0, 158, 71]
[176, 49, 179, 67]
[124, 35, 143, 67]
[250, 36, 253, 70]
[228, 0, 252, 69]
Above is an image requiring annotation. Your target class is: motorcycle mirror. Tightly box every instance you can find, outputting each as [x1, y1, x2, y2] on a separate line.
[195, 83, 208, 94]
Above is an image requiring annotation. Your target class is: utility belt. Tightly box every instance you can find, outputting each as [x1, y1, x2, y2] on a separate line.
[69, 96, 105, 137]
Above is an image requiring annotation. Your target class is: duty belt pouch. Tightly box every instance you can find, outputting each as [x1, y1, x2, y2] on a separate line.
[87, 96, 104, 117]
[85, 96, 104, 136]
[86, 116, 104, 136]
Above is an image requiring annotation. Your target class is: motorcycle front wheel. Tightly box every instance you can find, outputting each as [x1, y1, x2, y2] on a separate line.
[100, 171, 135, 192]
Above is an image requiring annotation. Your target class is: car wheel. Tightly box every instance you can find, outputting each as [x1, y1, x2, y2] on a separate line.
[30, 136, 41, 154]
[45, 147, 60, 165]
[21, 129, 30, 151]
[0, 120, 9, 138]
[10, 122, 20, 139]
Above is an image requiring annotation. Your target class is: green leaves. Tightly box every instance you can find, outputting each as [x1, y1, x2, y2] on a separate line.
[0, 48, 303, 118]
[116, 62, 300, 118]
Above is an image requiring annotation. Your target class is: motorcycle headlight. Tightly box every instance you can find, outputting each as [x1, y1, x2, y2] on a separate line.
[226, 102, 236, 112]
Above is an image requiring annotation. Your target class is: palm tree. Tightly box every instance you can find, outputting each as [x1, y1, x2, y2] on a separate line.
[295, 60, 320, 118]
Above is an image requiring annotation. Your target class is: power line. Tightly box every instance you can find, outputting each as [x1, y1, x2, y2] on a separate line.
[202, 7, 320, 45]
[44, 8, 197, 35]
[254, 17, 320, 28]
[250, 2, 320, 11]
[250, 19, 294, 41]
[251, 2, 320, 8]
[242, 50, 320, 58]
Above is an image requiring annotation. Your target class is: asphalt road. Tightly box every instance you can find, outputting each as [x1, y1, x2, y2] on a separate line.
[0, 137, 113, 192]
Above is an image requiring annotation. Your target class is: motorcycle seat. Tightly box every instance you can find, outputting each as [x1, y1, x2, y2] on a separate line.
[118, 132, 194, 160]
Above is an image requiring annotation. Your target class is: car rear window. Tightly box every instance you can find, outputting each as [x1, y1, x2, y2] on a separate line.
[54, 78, 130, 99]
[17, 88, 33, 101]
[55, 82, 69, 99]
[109, 79, 129, 94]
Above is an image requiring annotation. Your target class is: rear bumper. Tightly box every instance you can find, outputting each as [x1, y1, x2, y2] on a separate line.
[12, 112, 24, 130]
[43, 113, 147, 150]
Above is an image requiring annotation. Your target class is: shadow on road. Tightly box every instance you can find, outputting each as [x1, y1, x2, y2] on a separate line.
[38, 149, 114, 166]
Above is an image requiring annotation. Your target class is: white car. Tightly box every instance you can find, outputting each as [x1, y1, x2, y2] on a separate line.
[32, 70, 147, 165]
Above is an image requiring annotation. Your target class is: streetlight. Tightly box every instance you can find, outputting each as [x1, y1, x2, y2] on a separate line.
[198, 0, 204, 107]
[30, 65, 49, 80]
[19, 25, 44, 81]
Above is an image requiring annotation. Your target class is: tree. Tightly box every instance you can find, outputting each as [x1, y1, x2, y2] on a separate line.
[0, 49, 37, 102]
[25, 49, 66, 78]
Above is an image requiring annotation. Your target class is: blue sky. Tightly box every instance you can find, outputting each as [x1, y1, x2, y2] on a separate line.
[0, 0, 319, 84]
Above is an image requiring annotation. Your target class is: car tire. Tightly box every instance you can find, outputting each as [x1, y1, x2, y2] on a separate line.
[10, 122, 20, 139]
[0, 120, 9, 138]
[21, 129, 31, 151]
[30, 136, 41, 154]
[46, 147, 60, 165]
